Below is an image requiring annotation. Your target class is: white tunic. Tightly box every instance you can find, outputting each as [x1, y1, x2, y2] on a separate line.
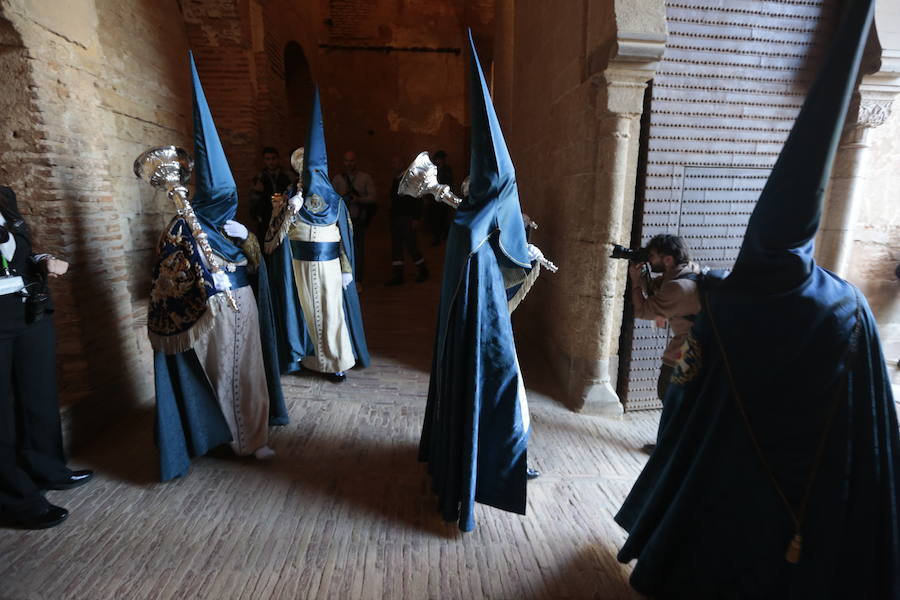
[289, 220, 355, 373]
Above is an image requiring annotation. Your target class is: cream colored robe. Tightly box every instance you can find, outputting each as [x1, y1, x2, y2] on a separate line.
[289, 220, 356, 373]
[193, 285, 270, 456]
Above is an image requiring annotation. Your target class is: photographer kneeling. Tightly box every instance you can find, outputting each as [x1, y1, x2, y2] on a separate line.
[627, 234, 700, 454]
[0, 186, 92, 529]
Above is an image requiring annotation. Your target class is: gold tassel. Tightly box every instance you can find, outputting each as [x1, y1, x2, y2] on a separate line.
[785, 533, 802, 564]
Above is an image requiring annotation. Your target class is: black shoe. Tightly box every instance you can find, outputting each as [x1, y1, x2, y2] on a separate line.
[526, 468, 541, 480]
[641, 444, 656, 455]
[6, 504, 69, 530]
[43, 470, 94, 491]
[327, 372, 346, 383]
[414, 263, 429, 283]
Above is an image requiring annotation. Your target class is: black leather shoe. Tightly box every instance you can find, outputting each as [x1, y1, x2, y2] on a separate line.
[6, 504, 68, 530]
[526, 468, 541, 480]
[327, 372, 346, 383]
[44, 470, 94, 491]
[641, 444, 656, 455]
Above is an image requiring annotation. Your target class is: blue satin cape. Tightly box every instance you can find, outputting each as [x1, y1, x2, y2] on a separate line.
[418, 30, 533, 532]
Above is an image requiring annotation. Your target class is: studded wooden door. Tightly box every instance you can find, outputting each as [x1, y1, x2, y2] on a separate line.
[618, 0, 838, 411]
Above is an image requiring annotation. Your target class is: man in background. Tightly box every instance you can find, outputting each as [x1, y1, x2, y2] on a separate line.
[332, 150, 376, 291]
[250, 147, 292, 240]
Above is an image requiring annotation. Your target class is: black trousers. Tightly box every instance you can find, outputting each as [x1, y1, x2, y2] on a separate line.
[0, 310, 68, 515]
[390, 216, 423, 265]
[427, 203, 450, 243]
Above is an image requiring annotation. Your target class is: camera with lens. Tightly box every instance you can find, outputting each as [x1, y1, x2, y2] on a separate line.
[610, 244, 649, 262]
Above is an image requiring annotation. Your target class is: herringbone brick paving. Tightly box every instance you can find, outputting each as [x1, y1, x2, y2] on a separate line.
[0, 232, 655, 599]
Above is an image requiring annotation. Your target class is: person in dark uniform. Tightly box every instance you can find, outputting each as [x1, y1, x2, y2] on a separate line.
[385, 156, 428, 285]
[0, 186, 92, 529]
[249, 147, 292, 240]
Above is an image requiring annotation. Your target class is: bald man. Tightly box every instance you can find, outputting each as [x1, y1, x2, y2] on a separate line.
[332, 151, 376, 290]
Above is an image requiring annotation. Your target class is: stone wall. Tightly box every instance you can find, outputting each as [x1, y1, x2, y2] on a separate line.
[493, 0, 665, 412]
[0, 0, 192, 445]
[849, 106, 900, 392]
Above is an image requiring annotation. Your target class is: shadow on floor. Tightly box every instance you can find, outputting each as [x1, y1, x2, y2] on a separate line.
[524, 543, 645, 600]
[262, 426, 462, 539]
[76, 406, 159, 486]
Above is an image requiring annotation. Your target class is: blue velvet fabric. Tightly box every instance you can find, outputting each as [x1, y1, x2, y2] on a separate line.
[335, 202, 370, 367]
[263, 237, 313, 374]
[147, 217, 217, 342]
[418, 31, 532, 532]
[225, 265, 250, 290]
[189, 52, 245, 264]
[615, 2, 900, 597]
[153, 350, 231, 483]
[289, 240, 341, 262]
[250, 257, 289, 427]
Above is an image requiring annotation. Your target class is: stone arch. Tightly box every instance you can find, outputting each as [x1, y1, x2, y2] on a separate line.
[285, 41, 314, 116]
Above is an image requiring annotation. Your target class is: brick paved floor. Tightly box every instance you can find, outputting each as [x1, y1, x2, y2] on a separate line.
[0, 230, 657, 600]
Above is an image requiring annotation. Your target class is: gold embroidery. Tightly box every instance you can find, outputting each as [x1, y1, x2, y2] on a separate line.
[671, 333, 702, 386]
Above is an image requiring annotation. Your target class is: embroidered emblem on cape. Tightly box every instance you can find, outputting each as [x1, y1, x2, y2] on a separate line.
[306, 193, 326, 214]
[671, 332, 702, 386]
[148, 218, 217, 352]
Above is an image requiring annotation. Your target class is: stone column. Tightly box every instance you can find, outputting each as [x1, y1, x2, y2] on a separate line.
[817, 96, 893, 276]
[575, 39, 665, 415]
[817, 9, 900, 275]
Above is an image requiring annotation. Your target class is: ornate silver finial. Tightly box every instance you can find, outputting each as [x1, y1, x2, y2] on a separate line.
[134, 145, 238, 311]
[398, 151, 462, 209]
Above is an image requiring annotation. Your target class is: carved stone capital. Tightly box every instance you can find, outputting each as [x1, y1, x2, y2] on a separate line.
[858, 98, 893, 128]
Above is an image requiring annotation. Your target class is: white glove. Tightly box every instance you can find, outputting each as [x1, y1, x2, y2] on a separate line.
[341, 272, 353, 290]
[212, 271, 232, 292]
[527, 243, 544, 263]
[289, 194, 304, 213]
[223, 220, 249, 241]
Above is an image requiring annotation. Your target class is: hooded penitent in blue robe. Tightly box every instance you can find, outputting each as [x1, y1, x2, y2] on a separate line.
[419, 31, 534, 532]
[263, 87, 369, 374]
[615, 2, 900, 597]
[150, 52, 288, 482]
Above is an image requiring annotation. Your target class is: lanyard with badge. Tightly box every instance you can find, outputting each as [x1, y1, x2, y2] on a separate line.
[0, 248, 25, 296]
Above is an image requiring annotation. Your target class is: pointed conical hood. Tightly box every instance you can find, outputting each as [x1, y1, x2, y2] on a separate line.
[189, 52, 242, 261]
[462, 29, 529, 268]
[296, 86, 342, 225]
[728, 0, 874, 292]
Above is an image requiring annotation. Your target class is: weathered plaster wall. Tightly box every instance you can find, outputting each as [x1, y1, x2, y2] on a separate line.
[848, 106, 900, 392]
